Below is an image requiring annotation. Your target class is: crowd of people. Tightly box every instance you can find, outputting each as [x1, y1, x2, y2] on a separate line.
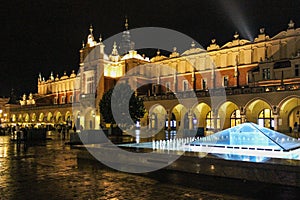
[0, 123, 82, 142]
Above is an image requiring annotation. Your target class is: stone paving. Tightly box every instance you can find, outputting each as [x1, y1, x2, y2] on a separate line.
[0, 136, 299, 200]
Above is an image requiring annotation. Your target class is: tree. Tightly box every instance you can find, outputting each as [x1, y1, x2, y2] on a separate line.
[99, 83, 145, 127]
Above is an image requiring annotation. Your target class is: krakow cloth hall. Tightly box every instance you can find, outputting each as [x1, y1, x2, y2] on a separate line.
[4, 20, 300, 135]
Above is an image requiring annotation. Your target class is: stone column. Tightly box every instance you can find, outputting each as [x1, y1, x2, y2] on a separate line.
[212, 109, 218, 132]
[148, 115, 151, 129]
[151, 115, 156, 129]
[272, 106, 279, 131]
[241, 115, 246, 123]
[240, 106, 246, 123]
[274, 114, 279, 131]
[188, 111, 193, 130]
[167, 110, 172, 131]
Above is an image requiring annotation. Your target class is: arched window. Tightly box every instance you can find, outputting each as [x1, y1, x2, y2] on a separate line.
[206, 111, 220, 130]
[258, 108, 274, 129]
[230, 110, 241, 127]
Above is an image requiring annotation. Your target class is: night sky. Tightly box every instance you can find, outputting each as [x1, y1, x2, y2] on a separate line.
[2, 0, 300, 97]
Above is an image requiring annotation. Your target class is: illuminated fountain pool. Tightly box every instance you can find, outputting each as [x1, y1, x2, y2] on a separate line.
[118, 122, 300, 163]
[188, 122, 300, 162]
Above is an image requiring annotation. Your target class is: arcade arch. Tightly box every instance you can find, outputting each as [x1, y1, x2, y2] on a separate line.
[84, 108, 96, 130]
[23, 113, 30, 123]
[18, 114, 23, 123]
[246, 99, 273, 128]
[279, 96, 300, 132]
[65, 111, 72, 126]
[218, 101, 240, 129]
[31, 113, 37, 123]
[74, 111, 81, 129]
[10, 114, 16, 123]
[171, 104, 187, 130]
[193, 103, 211, 129]
[54, 111, 62, 123]
[39, 113, 44, 122]
[47, 112, 53, 123]
[148, 104, 167, 130]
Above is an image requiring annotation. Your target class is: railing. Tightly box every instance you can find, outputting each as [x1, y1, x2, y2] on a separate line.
[141, 84, 300, 101]
[9, 103, 73, 112]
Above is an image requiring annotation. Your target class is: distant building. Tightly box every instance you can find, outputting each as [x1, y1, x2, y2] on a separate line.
[5, 19, 300, 135]
[0, 97, 9, 126]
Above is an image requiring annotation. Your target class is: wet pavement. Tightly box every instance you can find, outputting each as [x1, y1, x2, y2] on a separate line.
[0, 135, 299, 200]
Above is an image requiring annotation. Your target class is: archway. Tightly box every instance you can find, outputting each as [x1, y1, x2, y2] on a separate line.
[74, 111, 81, 129]
[47, 112, 53, 123]
[39, 113, 44, 122]
[84, 109, 96, 130]
[218, 101, 240, 129]
[279, 96, 300, 133]
[23, 113, 30, 123]
[54, 111, 62, 124]
[148, 104, 167, 131]
[18, 114, 23, 123]
[193, 102, 211, 130]
[65, 111, 72, 127]
[10, 114, 16, 123]
[31, 113, 37, 123]
[171, 104, 187, 130]
[246, 99, 272, 128]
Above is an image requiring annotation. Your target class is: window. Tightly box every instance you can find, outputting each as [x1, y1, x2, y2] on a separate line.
[61, 96, 66, 104]
[223, 76, 229, 87]
[206, 111, 220, 130]
[87, 76, 94, 94]
[295, 64, 299, 77]
[262, 68, 271, 80]
[258, 109, 274, 129]
[202, 79, 207, 90]
[230, 110, 241, 127]
[54, 97, 58, 104]
[183, 80, 188, 91]
[152, 84, 157, 95]
[165, 82, 171, 92]
[69, 95, 73, 103]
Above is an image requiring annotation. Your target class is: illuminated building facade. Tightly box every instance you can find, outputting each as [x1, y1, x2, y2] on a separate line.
[5, 20, 300, 135]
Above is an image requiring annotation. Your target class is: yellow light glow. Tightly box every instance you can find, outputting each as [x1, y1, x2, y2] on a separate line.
[104, 65, 123, 78]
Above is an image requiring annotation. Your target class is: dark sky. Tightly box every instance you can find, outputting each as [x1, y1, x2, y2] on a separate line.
[2, 0, 300, 97]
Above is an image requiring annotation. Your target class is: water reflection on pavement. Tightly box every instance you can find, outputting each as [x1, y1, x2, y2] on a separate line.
[0, 136, 299, 200]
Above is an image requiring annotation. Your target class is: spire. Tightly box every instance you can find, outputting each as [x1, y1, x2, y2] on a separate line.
[234, 31, 239, 39]
[191, 41, 196, 48]
[87, 24, 96, 47]
[120, 16, 132, 55]
[288, 20, 295, 29]
[99, 34, 102, 43]
[109, 42, 120, 62]
[38, 73, 42, 81]
[111, 42, 119, 56]
[125, 16, 129, 30]
[89, 24, 93, 35]
[157, 49, 160, 56]
[50, 72, 54, 81]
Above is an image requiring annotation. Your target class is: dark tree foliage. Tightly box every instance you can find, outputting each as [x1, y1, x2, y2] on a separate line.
[99, 83, 145, 126]
[99, 88, 114, 124]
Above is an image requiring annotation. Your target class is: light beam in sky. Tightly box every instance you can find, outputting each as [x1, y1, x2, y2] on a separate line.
[219, 0, 254, 41]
